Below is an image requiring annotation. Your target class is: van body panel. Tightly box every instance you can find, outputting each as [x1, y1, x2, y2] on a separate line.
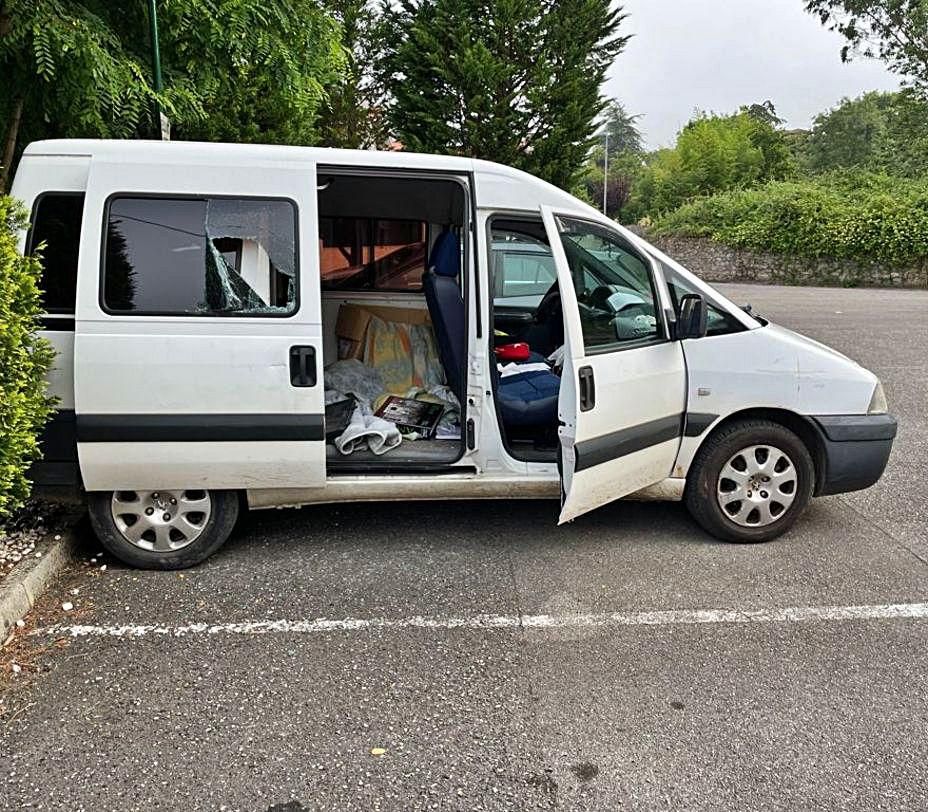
[73, 154, 327, 491]
[671, 323, 880, 477]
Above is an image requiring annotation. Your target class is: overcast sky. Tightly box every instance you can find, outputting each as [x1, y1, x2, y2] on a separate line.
[605, 0, 903, 148]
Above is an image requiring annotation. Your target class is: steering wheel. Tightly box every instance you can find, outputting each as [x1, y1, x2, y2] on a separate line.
[534, 281, 562, 324]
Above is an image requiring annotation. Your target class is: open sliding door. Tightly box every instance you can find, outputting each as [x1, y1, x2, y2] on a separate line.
[540, 206, 687, 523]
[75, 154, 326, 491]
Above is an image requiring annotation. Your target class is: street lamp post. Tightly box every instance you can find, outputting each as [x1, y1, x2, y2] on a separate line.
[603, 130, 609, 216]
[147, 0, 169, 140]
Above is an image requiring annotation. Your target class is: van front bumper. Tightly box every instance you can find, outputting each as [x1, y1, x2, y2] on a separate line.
[811, 414, 897, 496]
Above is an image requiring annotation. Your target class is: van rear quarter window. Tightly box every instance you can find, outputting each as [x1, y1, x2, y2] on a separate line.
[102, 196, 298, 316]
[28, 193, 85, 313]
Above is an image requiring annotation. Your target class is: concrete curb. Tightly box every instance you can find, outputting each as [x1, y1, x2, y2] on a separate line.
[0, 531, 75, 644]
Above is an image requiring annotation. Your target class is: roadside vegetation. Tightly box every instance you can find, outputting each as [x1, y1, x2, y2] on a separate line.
[0, 198, 53, 520]
[584, 1, 928, 275]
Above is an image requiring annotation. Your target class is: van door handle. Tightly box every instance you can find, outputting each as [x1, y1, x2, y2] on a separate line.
[578, 365, 595, 412]
[289, 346, 317, 387]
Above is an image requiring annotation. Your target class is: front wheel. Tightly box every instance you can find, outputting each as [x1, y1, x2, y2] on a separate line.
[88, 489, 239, 569]
[684, 419, 814, 543]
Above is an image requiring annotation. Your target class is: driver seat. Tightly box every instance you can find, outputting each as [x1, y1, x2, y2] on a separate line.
[422, 231, 560, 432]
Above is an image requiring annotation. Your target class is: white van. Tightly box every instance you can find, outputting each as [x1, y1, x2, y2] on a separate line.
[12, 140, 896, 569]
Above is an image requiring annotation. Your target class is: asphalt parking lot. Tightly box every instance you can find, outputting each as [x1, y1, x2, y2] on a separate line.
[1, 284, 927, 811]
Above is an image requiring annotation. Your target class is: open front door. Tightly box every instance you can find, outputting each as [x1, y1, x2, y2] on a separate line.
[75, 154, 326, 491]
[540, 206, 687, 523]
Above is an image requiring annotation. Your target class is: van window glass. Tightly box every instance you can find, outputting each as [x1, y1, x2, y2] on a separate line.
[29, 194, 85, 313]
[660, 262, 746, 336]
[555, 216, 661, 352]
[103, 197, 297, 316]
[320, 217, 426, 292]
[490, 228, 557, 306]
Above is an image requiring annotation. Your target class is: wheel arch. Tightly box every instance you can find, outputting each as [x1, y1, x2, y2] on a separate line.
[691, 408, 827, 496]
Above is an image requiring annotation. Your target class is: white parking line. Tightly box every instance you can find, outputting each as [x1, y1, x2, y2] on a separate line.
[35, 602, 928, 639]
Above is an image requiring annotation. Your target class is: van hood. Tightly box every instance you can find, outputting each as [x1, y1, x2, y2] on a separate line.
[763, 323, 857, 367]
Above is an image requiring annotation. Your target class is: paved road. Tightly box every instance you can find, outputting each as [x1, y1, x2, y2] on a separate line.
[2, 285, 927, 811]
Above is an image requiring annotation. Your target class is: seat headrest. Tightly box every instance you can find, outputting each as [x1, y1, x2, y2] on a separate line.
[428, 231, 460, 278]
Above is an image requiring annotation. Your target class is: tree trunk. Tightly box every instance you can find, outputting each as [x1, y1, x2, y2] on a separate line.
[1, 96, 24, 193]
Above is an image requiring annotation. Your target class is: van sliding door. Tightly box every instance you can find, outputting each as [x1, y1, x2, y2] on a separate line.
[74, 156, 326, 491]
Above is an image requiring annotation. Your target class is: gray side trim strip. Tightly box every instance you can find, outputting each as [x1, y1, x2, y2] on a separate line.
[812, 414, 897, 443]
[77, 414, 325, 443]
[684, 412, 719, 438]
[574, 413, 683, 473]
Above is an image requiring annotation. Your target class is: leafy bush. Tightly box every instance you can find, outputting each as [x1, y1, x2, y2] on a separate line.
[652, 172, 928, 268]
[627, 112, 793, 218]
[0, 196, 55, 520]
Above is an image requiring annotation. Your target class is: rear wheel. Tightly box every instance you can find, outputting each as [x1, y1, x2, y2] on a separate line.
[88, 489, 239, 569]
[684, 419, 814, 543]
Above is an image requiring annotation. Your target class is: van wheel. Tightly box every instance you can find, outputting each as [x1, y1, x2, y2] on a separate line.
[87, 489, 239, 570]
[684, 419, 814, 544]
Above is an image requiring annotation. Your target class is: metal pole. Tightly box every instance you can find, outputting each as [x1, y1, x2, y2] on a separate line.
[147, 0, 167, 139]
[603, 131, 609, 216]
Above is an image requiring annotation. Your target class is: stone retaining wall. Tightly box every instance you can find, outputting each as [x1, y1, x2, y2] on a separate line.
[638, 232, 928, 288]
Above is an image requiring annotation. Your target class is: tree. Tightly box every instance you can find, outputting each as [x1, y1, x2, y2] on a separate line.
[153, 0, 345, 145]
[600, 100, 643, 157]
[804, 91, 893, 171]
[317, 1, 389, 148]
[741, 100, 785, 128]
[0, 1, 345, 190]
[0, 0, 192, 190]
[629, 111, 793, 217]
[575, 100, 643, 219]
[376, 0, 629, 189]
[805, 0, 928, 93]
[802, 89, 928, 175]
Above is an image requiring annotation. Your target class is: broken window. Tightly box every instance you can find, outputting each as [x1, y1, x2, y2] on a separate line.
[102, 196, 297, 316]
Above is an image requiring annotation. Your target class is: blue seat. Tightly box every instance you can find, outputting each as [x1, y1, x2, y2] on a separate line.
[423, 231, 560, 430]
[496, 368, 561, 429]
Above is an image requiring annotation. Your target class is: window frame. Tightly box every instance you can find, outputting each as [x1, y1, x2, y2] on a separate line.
[98, 192, 301, 319]
[554, 214, 671, 356]
[319, 215, 428, 294]
[26, 191, 86, 316]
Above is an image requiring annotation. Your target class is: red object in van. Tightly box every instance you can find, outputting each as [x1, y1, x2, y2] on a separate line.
[495, 342, 531, 362]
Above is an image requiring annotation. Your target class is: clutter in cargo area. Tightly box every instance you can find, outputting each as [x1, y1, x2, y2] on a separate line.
[324, 305, 461, 456]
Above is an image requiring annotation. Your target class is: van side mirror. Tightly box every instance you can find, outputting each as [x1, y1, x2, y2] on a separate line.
[676, 294, 708, 340]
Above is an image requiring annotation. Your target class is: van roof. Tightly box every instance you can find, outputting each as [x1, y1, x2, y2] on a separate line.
[22, 139, 598, 216]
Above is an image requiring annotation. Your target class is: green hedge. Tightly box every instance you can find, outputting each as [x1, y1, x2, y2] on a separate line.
[0, 196, 55, 521]
[652, 172, 928, 268]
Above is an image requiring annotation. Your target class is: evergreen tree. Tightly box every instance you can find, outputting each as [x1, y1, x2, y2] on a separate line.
[376, 0, 628, 189]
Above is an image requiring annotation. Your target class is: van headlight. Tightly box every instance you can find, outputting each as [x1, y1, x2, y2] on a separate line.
[868, 381, 888, 415]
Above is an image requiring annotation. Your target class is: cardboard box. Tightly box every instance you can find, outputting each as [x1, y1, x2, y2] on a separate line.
[335, 303, 432, 360]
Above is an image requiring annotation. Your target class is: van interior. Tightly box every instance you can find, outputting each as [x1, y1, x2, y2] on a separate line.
[316, 172, 563, 469]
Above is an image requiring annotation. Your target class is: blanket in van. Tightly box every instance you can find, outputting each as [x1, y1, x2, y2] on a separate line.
[324, 359, 460, 455]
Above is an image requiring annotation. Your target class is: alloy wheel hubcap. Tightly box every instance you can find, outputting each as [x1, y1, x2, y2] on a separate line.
[716, 445, 798, 528]
[111, 490, 212, 552]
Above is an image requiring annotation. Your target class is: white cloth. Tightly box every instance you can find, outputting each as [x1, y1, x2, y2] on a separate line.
[334, 403, 402, 456]
[498, 362, 552, 378]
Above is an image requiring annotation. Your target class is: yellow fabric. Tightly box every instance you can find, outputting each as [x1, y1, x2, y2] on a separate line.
[361, 314, 445, 395]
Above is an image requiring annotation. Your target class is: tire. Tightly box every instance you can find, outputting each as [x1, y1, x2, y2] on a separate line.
[87, 489, 240, 570]
[684, 419, 814, 544]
